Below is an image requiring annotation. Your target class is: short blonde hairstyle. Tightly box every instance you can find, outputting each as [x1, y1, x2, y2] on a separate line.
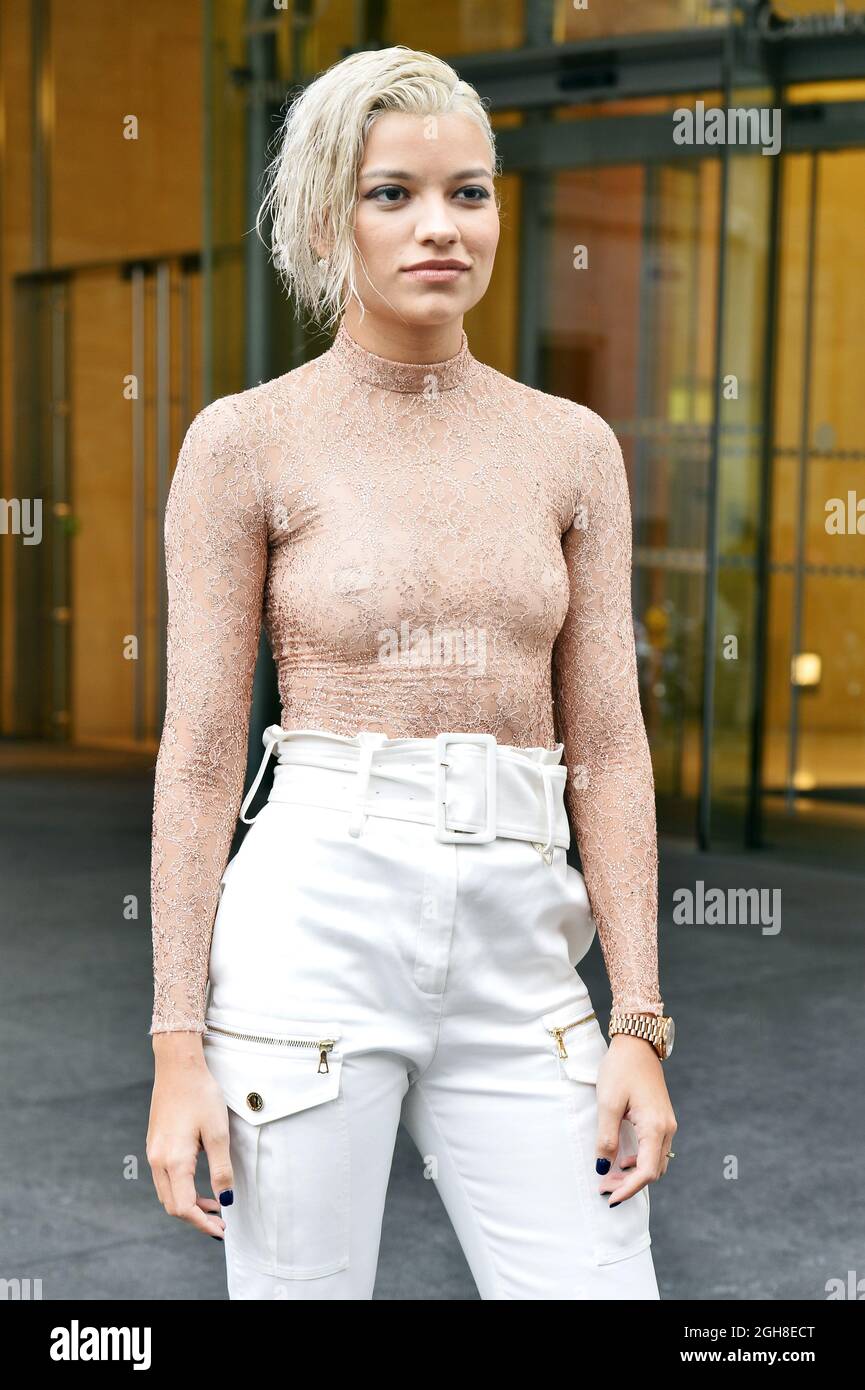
[256, 45, 499, 333]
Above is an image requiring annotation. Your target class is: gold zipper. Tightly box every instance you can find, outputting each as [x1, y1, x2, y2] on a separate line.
[546, 1011, 597, 1059]
[204, 1021, 336, 1073]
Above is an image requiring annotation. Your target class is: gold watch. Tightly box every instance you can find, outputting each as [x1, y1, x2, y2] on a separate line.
[608, 1012, 675, 1060]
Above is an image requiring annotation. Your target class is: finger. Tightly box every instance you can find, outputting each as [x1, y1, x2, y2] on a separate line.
[185, 1203, 225, 1237]
[150, 1164, 173, 1212]
[598, 1169, 638, 1197]
[605, 1163, 653, 1205]
[594, 1095, 625, 1172]
[203, 1120, 234, 1212]
[607, 1131, 665, 1204]
[659, 1129, 674, 1178]
[197, 1195, 226, 1235]
[598, 1151, 637, 1195]
[168, 1166, 225, 1237]
[597, 1155, 644, 1194]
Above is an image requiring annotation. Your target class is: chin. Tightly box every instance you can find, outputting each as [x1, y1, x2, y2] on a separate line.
[394, 293, 474, 326]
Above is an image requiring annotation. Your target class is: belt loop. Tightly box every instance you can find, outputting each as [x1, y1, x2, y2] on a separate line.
[539, 763, 556, 859]
[347, 732, 389, 837]
[239, 724, 285, 824]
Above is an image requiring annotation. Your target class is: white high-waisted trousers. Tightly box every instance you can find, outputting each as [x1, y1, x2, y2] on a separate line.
[203, 728, 660, 1301]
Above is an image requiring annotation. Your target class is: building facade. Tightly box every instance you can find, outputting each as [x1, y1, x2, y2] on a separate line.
[2, 0, 864, 867]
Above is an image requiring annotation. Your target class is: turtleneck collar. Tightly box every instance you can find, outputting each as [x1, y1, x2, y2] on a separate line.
[326, 320, 473, 394]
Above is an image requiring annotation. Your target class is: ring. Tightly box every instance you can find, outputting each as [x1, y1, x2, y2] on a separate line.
[666, 1150, 676, 1159]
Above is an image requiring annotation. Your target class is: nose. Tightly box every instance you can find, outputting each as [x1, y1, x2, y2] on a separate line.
[412, 193, 460, 246]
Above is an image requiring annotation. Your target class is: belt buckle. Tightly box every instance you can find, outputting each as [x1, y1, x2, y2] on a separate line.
[434, 733, 497, 843]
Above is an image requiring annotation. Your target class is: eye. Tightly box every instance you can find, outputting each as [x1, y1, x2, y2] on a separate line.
[365, 184, 492, 206]
[367, 185, 408, 204]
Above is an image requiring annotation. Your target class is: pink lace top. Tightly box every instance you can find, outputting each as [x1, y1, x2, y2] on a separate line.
[149, 321, 664, 1034]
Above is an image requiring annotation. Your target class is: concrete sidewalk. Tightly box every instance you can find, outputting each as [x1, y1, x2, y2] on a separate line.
[1, 753, 862, 1300]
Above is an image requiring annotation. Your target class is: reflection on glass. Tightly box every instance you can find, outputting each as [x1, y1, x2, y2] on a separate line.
[553, 0, 732, 43]
[388, 0, 524, 52]
[538, 162, 720, 833]
[765, 147, 865, 843]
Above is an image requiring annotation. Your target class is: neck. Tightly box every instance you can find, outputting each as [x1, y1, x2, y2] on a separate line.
[326, 315, 474, 395]
[338, 309, 464, 365]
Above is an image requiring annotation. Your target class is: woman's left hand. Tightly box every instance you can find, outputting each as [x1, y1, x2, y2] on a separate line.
[594, 1033, 677, 1206]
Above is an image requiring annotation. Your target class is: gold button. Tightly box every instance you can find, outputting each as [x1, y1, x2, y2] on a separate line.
[246, 1091, 264, 1112]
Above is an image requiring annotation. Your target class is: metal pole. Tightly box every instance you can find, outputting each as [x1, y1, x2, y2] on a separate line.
[745, 102, 783, 848]
[696, 14, 735, 851]
[785, 153, 819, 813]
[131, 266, 146, 741]
[155, 260, 171, 731]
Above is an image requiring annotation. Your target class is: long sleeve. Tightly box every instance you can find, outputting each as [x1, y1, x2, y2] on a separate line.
[551, 407, 664, 1018]
[149, 398, 268, 1034]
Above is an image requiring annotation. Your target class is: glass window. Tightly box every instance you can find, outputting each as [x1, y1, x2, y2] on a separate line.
[535, 159, 721, 833]
[764, 147, 865, 850]
[553, 0, 733, 43]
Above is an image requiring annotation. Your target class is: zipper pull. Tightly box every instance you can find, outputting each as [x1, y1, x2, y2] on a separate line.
[552, 1028, 569, 1060]
[318, 1041, 334, 1073]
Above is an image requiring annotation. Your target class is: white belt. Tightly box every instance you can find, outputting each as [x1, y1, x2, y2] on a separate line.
[238, 726, 571, 857]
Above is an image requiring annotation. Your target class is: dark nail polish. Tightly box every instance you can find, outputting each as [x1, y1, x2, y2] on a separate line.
[610, 1200, 621, 1208]
[596, 1158, 611, 1174]
[218, 1189, 234, 1207]
[210, 1234, 223, 1241]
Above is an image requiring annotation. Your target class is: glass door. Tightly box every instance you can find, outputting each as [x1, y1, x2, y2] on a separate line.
[12, 257, 202, 747]
[760, 143, 865, 859]
[536, 157, 723, 838]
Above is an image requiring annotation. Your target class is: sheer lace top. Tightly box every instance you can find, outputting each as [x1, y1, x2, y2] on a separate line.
[149, 321, 664, 1033]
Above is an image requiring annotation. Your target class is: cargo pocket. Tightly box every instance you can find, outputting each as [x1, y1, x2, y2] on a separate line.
[541, 999, 651, 1267]
[203, 1013, 349, 1280]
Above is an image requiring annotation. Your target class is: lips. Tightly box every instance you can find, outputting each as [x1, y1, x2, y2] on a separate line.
[402, 261, 470, 272]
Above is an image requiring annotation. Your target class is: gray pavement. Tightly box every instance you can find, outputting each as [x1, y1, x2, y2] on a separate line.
[1, 749, 862, 1300]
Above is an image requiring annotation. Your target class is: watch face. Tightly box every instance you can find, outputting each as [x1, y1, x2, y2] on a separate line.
[664, 1018, 675, 1057]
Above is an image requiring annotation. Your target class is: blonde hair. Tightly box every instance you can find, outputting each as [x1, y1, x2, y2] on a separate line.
[255, 45, 499, 334]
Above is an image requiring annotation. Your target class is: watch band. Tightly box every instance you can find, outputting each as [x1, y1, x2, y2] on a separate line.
[608, 1011, 674, 1059]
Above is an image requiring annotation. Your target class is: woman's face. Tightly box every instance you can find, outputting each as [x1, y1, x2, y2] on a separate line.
[348, 110, 499, 331]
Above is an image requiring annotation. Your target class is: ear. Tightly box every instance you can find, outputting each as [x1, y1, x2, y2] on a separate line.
[313, 213, 334, 263]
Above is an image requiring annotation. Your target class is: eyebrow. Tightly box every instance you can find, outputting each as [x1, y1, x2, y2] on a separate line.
[359, 167, 493, 181]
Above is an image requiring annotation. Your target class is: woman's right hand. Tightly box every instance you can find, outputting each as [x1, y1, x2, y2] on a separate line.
[146, 1033, 234, 1240]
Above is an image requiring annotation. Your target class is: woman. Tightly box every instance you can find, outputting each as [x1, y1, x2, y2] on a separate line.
[146, 44, 677, 1301]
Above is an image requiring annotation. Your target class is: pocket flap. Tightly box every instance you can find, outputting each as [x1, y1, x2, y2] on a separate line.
[203, 1024, 343, 1125]
[559, 1047, 605, 1084]
[541, 999, 608, 1083]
